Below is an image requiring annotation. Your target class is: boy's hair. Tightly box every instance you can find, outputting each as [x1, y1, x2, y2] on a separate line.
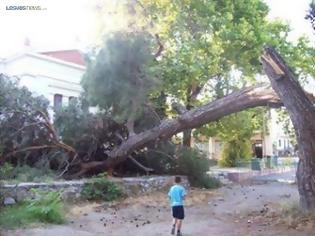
[175, 176, 181, 183]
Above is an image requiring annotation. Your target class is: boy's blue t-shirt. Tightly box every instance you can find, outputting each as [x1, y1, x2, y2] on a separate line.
[168, 184, 186, 206]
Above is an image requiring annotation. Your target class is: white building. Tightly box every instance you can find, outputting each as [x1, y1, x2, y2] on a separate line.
[0, 47, 86, 113]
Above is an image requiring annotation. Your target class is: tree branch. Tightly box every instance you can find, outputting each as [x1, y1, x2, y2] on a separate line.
[147, 149, 176, 162]
[9, 122, 44, 138]
[171, 102, 187, 114]
[4, 145, 58, 159]
[154, 34, 164, 59]
[128, 156, 154, 172]
[144, 103, 162, 122]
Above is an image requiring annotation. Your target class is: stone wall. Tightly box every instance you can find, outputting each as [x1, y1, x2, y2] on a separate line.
[0, 175, 189, 203]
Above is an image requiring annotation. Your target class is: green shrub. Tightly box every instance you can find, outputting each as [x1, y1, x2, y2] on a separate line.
[176, 147, 220, 189]
[0, 164, 57, 183]
[0, 162, 14, 180]
[208, 158, 218, 167]
[81, 173, 123, 201]
[0, 189, 65, 229]
[144, 142, 177, 174]
[198, 174, 221, 189]
[219, 139, 252, 167]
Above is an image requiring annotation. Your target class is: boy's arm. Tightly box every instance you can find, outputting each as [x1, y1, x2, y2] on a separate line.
[182, 187, 187, 200]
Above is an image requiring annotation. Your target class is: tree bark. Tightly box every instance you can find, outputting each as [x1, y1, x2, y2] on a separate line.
[262, 46, 315, 209]
[183, 130, 192, 146]
[182, 85, 202, 147]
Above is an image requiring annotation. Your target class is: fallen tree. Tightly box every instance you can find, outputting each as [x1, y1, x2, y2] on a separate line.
[74, 83, 285, 176]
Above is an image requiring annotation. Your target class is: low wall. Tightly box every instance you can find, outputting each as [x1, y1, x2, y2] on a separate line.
[226, 167, 295, 182]
[210, 166, 295, 183]
[0, 175, 189, 203]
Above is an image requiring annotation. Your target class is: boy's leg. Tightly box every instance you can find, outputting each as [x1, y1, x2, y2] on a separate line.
[176, 219, 182, 232]
[176, 206, 184, 235]
[171, 218, 177, 234]
[172, 218, 177, 226]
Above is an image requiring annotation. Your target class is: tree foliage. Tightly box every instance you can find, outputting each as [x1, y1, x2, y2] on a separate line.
[53, 99, 129, 175]
[0, 75, 49, 156]
[107, 0, 315, 147]
[82, 32, 160, 131]
[0, 74, 76, 176]
[306, 1, 315, 31]
[196, 109, 265, 167]
[219, 139, 252, 167]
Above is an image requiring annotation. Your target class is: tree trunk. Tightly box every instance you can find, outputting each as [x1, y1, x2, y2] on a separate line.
[74, 83, 283, 176]
[182, 85, 201, 147]
[183, 129, 192, 146]
[262, 46, 315, 209]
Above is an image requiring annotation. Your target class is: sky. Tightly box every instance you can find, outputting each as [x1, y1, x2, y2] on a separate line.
[0, 0, 98, 55]
[0, 0, 313, 56]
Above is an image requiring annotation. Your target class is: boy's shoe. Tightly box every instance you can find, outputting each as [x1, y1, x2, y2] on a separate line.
[176, 232, 182, 236]
[171, 227, 175, 235]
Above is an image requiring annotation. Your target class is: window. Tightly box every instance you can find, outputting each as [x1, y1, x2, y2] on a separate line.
[54, 94, 63, 110]
[69, 96, 76, 103]
[278, 139, 281, 147]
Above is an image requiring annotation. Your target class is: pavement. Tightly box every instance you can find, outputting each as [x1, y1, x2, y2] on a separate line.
[250, 170, 296, 184]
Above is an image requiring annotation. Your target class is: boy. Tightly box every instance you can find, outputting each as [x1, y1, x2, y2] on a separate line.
[168, 176, 186, 236]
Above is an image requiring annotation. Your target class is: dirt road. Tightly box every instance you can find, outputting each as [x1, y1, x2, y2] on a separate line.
[2, 171, 314, 236]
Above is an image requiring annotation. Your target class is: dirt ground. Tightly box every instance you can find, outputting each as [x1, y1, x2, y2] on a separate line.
[1, 172, 315, 236]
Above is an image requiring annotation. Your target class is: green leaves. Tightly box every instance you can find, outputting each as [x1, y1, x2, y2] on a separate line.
[0, 75, 54, 161]
[306, 1, 315, 31]
[219, 139, 252, 167]
[54, 99, 128, 162]
[194, 109, 266, 167]
[195, 109, 265, 142]
[81, 173, 123, 201]
[82, 32, 159, 124]
[0, 190, 65, 229]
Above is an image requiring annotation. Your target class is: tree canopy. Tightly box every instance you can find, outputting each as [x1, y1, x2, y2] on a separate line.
[306, 0, 315, 31]
[82, 31, 161, 133]
[89, 0, 315, 150]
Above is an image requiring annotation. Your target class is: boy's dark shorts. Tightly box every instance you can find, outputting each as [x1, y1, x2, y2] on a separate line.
[172, 205, 185, 220]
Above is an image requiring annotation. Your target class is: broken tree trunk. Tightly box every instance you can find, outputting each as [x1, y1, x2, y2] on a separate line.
[262, 46, 315, 209]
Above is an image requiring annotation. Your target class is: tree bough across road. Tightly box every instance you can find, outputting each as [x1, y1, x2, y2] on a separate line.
[78, 73, 314, 176]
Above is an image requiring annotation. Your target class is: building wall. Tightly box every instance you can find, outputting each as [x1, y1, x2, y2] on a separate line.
[267, 109, 294, 156]
[1, 53, 85, 113]
[208, 137, 223, 160]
